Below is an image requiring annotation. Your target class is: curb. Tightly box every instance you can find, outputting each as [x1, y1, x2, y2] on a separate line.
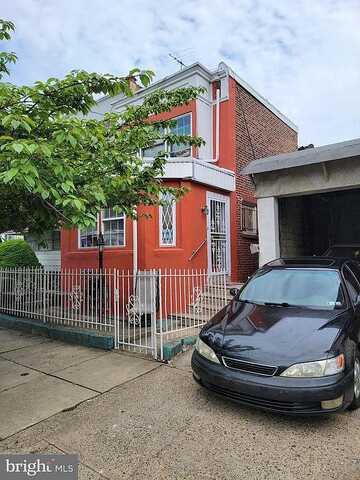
[0, 313, 114, 350]
[162, 335, 197, 361]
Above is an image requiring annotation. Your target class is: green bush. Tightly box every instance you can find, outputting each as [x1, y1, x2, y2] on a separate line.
[0, 240, 41, 268]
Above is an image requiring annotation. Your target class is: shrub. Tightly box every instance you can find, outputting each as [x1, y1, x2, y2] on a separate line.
[0, 239, 41, 268]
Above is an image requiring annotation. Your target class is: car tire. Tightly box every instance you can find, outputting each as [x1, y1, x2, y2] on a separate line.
[348, 355, 360, 410]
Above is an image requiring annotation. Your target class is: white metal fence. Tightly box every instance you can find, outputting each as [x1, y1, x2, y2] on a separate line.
[0, 267, 228, 360]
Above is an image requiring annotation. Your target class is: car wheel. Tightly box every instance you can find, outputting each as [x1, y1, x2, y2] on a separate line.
[348, 356, 360, 410]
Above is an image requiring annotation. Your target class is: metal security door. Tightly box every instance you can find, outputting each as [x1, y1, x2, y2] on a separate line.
[207, 193, 230, 274]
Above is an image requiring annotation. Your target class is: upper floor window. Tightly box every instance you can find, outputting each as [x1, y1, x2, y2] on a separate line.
[79, 209, 125, 248]
[160, 192, 176, 246]
[142, 114, 191, 158]
[170, 114, 191, 157]
[241, 204, 258, 236]
[142, 127, 165, 158]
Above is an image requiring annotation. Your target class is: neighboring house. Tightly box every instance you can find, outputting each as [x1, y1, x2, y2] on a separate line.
[242, 138, 360, 267]
[25, 230, 61, 270]
[0, 232, 23, 241]
[61, 62, 298, 282]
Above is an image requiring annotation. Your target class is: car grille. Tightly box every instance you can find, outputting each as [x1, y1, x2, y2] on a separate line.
[222, 357, 277, 376]
[204, 382, 320, 413]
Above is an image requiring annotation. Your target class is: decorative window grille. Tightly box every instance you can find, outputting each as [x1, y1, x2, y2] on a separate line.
[241, 204, 258, 235]
[142, 114, 191, 158]
[102, 208, 125, 247]
[160, 193, 176, 246]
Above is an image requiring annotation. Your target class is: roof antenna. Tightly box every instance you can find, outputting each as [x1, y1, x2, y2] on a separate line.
[168, 52, 186, 70]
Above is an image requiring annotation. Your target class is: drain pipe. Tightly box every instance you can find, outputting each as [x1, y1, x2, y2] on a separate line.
[133, 210, 138, 288]
[206, 87, 220, 163]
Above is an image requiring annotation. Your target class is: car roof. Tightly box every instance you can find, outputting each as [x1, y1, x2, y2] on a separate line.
[265, 257, 351, 269]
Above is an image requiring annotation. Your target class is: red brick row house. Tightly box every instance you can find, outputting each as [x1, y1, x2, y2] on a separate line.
[61, 62, 298, 283]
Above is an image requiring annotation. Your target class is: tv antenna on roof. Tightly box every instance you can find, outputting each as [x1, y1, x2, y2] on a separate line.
[168, 52, 186, 70]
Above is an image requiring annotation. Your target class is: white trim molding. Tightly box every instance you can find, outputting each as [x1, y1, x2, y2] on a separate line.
[159, 193, 176, 247]
[144, 157, 235, 192]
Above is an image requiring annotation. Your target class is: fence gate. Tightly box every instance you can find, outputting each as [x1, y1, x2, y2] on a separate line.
[114, 270, 158, 358]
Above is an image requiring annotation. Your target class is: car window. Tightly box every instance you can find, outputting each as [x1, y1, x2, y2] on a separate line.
[238, 268, 345, 310]
[343, 265, 360, 303]
[349, 262, 360, 284]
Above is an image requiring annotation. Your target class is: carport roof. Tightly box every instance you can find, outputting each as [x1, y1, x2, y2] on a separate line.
[241, 137, 360, 175]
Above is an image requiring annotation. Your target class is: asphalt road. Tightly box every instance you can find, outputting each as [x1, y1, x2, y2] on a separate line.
[0, 338, 359, 479]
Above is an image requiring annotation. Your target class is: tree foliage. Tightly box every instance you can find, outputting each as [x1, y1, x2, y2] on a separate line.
[0, 19, 204, 234]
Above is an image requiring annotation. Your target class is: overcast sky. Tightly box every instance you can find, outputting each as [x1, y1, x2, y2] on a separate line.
[2, 0, 360, 146]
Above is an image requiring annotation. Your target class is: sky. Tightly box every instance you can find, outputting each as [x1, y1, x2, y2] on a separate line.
[2, 0, 360, 146]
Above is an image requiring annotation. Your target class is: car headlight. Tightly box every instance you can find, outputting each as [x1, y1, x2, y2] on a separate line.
[280, 354, 345, 377]
[195, 337, 220, 364]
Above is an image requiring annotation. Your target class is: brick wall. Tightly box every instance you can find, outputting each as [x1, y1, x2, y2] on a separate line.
[234, 81, 298, 281]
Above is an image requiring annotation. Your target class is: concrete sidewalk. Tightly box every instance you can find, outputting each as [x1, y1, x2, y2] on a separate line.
[0, 327, 159, 439]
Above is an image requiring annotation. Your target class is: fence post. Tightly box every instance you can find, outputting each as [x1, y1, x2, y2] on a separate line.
[158, 268, 163, 361]
[113, 269, 118, 349]
[151, 269, 158, 360]
[42, 269, 46, 323]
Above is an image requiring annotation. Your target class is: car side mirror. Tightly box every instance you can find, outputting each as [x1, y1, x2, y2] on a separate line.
[229, 288, 239, 297]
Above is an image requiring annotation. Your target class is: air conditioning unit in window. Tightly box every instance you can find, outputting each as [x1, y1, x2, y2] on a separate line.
[250, 243, 260, 254]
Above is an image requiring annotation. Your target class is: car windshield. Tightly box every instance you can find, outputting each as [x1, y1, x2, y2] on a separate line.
[239, 268, 346, 310]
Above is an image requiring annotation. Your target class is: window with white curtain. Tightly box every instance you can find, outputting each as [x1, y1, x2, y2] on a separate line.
[160, 192, 176, 246]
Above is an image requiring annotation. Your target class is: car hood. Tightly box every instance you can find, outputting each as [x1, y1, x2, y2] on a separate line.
[201, 300, 349, 367]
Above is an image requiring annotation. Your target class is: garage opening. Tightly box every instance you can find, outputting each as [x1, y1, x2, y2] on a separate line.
[278, 188, 360, 257]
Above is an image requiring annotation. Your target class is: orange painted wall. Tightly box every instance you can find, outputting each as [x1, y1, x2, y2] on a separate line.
[61, 216, 134, 270]
[61, 180, 231, 272]
[212, 78, 239, 281]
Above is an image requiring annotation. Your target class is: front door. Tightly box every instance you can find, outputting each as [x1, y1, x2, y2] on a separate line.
[207, 192, 230, 274]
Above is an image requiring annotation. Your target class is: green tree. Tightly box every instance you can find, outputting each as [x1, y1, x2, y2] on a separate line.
[0, 20, 203, 235]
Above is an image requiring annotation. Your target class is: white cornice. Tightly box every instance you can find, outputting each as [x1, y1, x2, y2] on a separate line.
[218, 62, 298, 132]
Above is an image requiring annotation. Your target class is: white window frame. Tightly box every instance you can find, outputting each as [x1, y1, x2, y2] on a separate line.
[141, 113, 192, 158]
[102, 208, 126, 248]
[169, 113, 192, 158]
[78, 209, 126, 249]
[159, 194, 176, 247]
[78, 222, 99, 249]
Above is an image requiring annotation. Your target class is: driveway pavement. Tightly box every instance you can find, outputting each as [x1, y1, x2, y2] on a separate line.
[0, 327, 360, 479]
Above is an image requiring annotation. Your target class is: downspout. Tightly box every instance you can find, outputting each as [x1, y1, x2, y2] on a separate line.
[207, 87, 220, 163]
[133, 210, 138, 285]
